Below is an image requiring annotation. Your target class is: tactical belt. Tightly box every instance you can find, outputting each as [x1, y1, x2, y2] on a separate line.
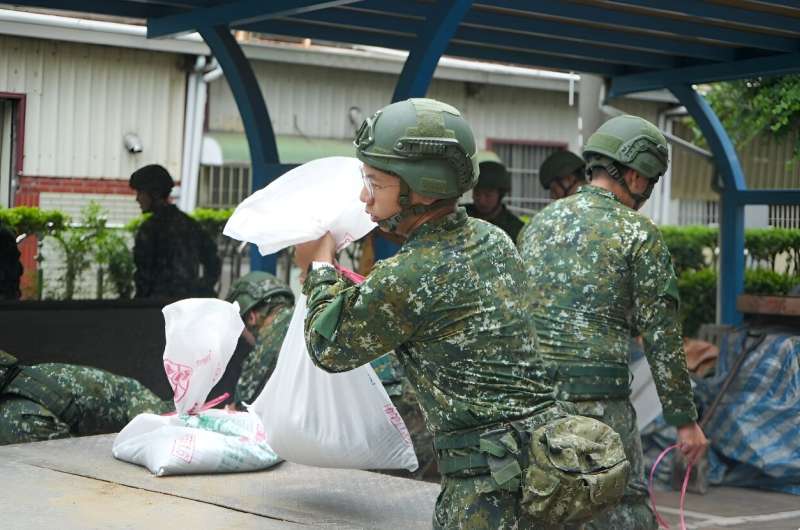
[3, 369, 82, 429]
[434, 404, 566, 490]
[554, 363, 631, 401]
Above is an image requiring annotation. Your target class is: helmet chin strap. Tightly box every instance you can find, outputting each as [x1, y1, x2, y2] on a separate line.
[376, 180, 447, 232]
[603, 163, 656, 210]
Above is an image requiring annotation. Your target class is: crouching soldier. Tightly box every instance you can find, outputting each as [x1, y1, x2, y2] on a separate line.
[295, 98, 630, 529]
[0, 350, 170, 445]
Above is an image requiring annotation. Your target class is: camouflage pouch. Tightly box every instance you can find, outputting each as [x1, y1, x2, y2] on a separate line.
[521, 414, 630, 525]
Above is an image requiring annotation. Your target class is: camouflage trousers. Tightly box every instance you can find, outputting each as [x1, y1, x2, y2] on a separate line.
[0, 363, 170, 445]
[569, 399, 658, 530]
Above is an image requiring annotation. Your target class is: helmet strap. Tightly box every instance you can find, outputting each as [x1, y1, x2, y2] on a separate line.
[604, 162, 655, 209]
[376, 180, 451, 232]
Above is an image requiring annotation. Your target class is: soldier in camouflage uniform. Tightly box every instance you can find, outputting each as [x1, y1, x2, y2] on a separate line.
[294, 98, 563, 529]
[465, 152, 524, 242]
[538, 150, 586, 201]
[130, 164, 221, 298]
[0, 350, 170, 445]
[518, 115, 709, 529]
[226, 271, 295, 408]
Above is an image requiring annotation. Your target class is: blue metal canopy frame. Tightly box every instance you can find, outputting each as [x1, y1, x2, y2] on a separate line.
[11, 1, 800, 323]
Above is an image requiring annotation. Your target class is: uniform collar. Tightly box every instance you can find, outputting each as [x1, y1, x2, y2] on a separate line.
[580, 184, 625, 205]
[406, 206, 467, 242]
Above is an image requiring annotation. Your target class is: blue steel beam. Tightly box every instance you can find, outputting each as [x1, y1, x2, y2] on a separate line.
[199, 24, 283, 272]
[446, 43, 621, 76]
[149, 0, 362, 38]
[5, 0, 179, 18]
[610, 0, 800, 35]
[669, 84, 746, 326]
[734, 190, 800, 205]
[392, 0, 472, 101]
[481, 0, 799, 52]
[290, 7, 686, 68]
[358, 1, 736, 62]
[609, 52, 800, 97]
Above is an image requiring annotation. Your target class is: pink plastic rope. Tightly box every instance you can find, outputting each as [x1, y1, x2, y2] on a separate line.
[649, 444, 692, 530]
[334, 263, 366, 284]
[162, 392, 231, 416]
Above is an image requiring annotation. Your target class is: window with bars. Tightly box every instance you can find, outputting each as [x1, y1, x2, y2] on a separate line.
[197, 164, 252, 209]
[489, 141, 564, 216]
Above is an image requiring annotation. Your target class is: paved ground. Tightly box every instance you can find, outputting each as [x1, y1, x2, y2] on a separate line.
[653, 487, 800, 530]
[1, 434, 797, 529]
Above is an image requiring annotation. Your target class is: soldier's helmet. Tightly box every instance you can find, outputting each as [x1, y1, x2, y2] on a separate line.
[129, 164, 175, 198]
[539, 150, 585, 190]
[582, 115, 669, 181]
[226, 271, 294, 317]
[475, 151, 511, 192]
[354, 98, 478, 199]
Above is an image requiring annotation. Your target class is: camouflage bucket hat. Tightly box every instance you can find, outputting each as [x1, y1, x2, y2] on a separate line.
[521, 415, 630, 525]
[226, 271, 294, 317]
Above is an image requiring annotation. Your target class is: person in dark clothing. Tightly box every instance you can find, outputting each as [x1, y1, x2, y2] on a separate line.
[129, 164, 221, 298]
[0, 221, 22, 300]
[464, 152, 524, 242]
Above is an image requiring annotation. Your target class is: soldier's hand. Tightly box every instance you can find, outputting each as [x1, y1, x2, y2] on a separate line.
[294, 232, 336, 273]
[676, 421, 708, 464]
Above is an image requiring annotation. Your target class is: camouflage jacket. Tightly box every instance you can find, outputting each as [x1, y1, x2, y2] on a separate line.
[303, 208, 554, 434]
[234, 305, 293, 407]
[134, 204, 221, 298]
[518, 185, 697, 426]
[465, 203, 524, 243]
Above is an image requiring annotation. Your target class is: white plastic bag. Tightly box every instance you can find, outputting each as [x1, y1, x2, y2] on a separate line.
[112, 409, 281, 476]
[251, 295, 418, 471]
[162, 298, 244, 414]
[222, 156, 375, 255]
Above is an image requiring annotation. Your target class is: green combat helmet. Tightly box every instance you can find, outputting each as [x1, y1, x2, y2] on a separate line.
[538, 150, 585, 190]
[476, 151, 511, 192]
[582, 114, 669, 208]
[226, 271, 294, 317]
[355, 98, 478, 231]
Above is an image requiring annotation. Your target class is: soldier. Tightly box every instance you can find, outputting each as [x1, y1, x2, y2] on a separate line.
[465, 152, 524, 241]
[0, 350, 170, 445]
[226, 271, 295, 408]
[518, 115, 708, 529]
[294, 98, 566, 528]
[129, 164, 221, 298]
[539, 150, 586, 201]
[0, 221, 22, 300]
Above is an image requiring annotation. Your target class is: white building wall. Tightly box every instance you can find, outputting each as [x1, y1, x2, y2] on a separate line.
[0, 35, 186, 180]
[208, 60, 582, 151]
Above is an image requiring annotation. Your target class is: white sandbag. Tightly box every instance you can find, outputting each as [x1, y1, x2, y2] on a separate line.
[222, 156, 376, 255]
[251, 295, 418, 471]
[113, 409, 280, 476]
[162, 299, 244, 414]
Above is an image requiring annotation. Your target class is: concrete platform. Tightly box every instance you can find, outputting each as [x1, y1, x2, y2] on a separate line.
[2, 435, 797, 529]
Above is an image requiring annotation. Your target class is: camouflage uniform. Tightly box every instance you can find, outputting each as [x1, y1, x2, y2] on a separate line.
[133, 204, 221, 298]
[0, 352, 170, 445]
[233, 304, 293, 407]
[304, 208, 557, 528]
[0, 222, 22, 300]
[518, 185, 698, 529]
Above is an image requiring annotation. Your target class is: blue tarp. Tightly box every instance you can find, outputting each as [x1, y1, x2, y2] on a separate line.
[643, 330, 800, 495]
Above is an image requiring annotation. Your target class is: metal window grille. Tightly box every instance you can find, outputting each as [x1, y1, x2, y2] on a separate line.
[490, 142, 562, 216]
[197, 164, 252, 209]
[677, 199, 719, 226]
[768, 204, 800, 229]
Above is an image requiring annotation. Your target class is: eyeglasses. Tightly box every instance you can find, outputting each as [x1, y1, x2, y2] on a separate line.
[361, 165, 399, 199]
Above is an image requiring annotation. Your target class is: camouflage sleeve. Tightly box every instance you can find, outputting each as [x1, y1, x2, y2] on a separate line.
[632, 228, 698, 426]
[303, 262, 417, 373]
[133, 221, 156, 297]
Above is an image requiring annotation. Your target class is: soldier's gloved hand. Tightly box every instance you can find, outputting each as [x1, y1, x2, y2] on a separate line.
[294, 232, 336, 274]
[676, 421, 709, 464]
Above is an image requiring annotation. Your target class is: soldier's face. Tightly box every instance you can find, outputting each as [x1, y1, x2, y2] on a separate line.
[472, 188, 501, 215]
[135, 190, 154, 213]
[360, 164, 402, 224]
